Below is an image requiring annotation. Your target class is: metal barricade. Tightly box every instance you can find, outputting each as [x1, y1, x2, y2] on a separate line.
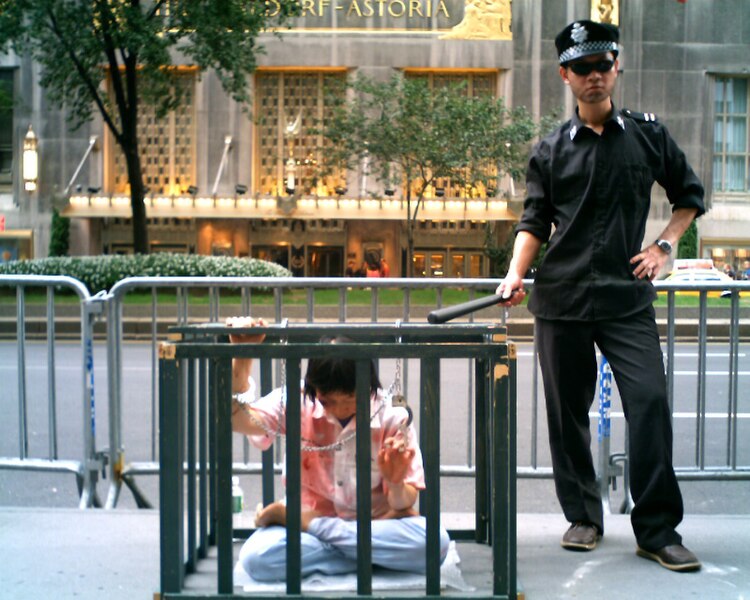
[2, 274, 747, 510]
[157, 322, 517, 599]
[0, 274, 106, 508]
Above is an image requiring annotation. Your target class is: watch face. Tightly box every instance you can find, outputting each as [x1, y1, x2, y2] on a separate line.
[658, 240, 672, 254]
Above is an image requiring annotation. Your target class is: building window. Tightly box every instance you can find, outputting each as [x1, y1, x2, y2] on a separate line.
[252, 244, 290, 270]
[405, 70, 497, 98]
[413, 248, 486, 278]
[0, 70, 14, 193]
[109, 73, 196, 195]
[405, 70, 499, 198]
[254, 70, 347, 196]
[714, 77, 749, 194]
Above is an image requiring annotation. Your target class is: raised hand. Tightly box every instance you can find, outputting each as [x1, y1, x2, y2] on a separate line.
[226, 316, 267, 344]
[377, 433, 415, 487]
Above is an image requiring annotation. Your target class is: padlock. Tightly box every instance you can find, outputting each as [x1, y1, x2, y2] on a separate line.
[391, 393, 407, 407]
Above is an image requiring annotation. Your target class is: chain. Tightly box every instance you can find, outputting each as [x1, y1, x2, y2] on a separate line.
[236, 395, 385, 452]
[387, 355, 402, 398]
[275, 318, 289, 441]
[387, 320, 403, 399]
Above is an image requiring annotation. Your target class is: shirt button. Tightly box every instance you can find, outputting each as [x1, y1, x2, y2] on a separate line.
[337, 480, 343, 486]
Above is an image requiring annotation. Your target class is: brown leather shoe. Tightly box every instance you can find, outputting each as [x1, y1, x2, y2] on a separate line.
[561, 522, 601, 551]
[636, 544, 701, 572]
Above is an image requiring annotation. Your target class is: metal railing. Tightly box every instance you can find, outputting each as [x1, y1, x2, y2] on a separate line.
[1, 274, 748, 511]
[0, 275, 106, 508]
[157, 322, 517, 598]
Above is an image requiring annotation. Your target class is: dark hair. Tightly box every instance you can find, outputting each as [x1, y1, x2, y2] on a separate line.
[364, 250, 381, 270]
[303, 336, 381, 401]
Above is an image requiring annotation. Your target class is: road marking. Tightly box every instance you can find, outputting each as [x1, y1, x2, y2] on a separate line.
[517, 351, 747, 358]
[674, 353, 747, 357]
[674, 371, 750, 376]
[590, 412, 750, 419]
[0, 365, 152, 371]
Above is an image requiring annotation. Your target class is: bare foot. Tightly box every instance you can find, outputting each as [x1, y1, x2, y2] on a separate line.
[255, 502, 322, 531]
[255, 501, 286, 527]
[380, 507, 419, 520]
[301, 509, 322, 532]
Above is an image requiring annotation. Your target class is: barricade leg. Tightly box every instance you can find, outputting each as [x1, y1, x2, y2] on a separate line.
[158, 344, 184, 593]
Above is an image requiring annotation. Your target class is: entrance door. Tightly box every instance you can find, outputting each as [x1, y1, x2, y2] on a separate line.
[307, 246, 344, 277]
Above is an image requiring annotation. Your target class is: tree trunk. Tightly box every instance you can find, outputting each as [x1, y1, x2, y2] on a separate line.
[122, 109, 149, 254]
[406, 186, 415, 278]
[125, 147, 148, 254]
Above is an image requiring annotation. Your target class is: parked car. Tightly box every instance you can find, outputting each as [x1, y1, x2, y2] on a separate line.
[661, 269, 743, 298]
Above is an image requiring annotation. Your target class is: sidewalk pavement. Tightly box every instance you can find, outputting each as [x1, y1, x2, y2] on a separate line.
[1, 508, 748, 599]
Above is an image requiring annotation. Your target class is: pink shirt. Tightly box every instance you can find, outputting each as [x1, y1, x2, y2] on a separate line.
[239, 380, 425, 519]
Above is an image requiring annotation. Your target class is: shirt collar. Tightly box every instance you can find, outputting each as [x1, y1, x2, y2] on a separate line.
[569, 104, 626, 141]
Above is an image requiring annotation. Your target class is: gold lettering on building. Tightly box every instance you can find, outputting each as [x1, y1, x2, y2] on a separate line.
[388, 0, 406, 17]
[300, 0, 316, 16]
[348, 0, 363, 16]
[361, 0, 374, 16]
[265, 0, 514, 37]
[266, 0, 281, 17]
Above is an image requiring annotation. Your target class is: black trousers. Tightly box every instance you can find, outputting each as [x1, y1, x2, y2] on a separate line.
[535, 306, 683, 551]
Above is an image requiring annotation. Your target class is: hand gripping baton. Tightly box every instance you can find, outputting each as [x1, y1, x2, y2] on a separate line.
[427, 293, 514, 324]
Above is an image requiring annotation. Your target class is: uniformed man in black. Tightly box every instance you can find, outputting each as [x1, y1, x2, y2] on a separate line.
[497, 20, 704, 572]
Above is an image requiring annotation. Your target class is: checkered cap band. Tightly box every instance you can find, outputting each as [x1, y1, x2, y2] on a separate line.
[559, 41, 619, 64]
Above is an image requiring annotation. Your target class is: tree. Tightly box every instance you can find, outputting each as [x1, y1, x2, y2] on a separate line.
[677, 219, 698, 259]
[483, 223, 514, 278]
[484, 222, 548, 280]
[0, 0, 299, 254]
[49, 207, 71, 257]
[318, 76, 544, 276]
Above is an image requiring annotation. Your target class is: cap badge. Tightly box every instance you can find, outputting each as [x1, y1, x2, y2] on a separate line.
[571, 22, 588, 43]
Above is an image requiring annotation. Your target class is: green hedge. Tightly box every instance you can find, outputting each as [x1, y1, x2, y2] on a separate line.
[0, 253, 292, 294]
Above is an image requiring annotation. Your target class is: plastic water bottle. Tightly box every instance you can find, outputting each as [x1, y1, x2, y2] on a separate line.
[232, 476, 244, 514]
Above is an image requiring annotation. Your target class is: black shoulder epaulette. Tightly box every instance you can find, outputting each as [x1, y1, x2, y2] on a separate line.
[622, 108, 658, 123]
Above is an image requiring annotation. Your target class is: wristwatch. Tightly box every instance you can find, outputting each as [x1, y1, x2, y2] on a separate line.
[655, 239, 673, 255]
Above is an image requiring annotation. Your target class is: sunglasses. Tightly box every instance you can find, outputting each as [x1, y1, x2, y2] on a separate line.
[568, 59, 615, 76]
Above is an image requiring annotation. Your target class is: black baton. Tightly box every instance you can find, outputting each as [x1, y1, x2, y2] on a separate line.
[427, 293, 512, 324]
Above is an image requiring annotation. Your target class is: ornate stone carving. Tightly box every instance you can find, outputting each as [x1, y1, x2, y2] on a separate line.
[591, 0, 619, 26]
[440, 0, 512, 41]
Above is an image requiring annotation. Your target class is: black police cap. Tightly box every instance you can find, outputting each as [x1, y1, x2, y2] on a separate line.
[555, 20, 619, 65]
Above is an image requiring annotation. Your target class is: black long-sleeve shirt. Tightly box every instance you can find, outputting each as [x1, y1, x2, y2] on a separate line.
[517, 106, 706, 321]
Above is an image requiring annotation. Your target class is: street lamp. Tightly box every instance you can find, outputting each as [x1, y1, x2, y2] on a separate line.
[22, 124, 38, 192]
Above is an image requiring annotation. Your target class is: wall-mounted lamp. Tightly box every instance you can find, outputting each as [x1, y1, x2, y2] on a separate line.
[87, 186, 101, 194]
[384, 188, 395, 197]
[187, 185, 198, 195]
[22, 124, 38, 192]
[235, 184, 248, 195]
[335, 186, 347, 196]
[285, 157, 296, 195]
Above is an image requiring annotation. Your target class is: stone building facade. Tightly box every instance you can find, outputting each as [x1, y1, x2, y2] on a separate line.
[1, 0, 749, 277]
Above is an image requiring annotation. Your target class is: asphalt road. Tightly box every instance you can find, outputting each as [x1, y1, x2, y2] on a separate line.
[1, 340, 748, 515]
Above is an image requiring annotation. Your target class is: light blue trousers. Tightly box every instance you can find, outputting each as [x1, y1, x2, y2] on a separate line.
[239, 515, 451, 582]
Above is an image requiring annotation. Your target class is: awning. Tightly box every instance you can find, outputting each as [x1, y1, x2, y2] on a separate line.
[62, 194, 520, 222]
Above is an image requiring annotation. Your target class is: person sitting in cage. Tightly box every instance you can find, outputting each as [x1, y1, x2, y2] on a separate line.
[226, 316, 450, 582]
